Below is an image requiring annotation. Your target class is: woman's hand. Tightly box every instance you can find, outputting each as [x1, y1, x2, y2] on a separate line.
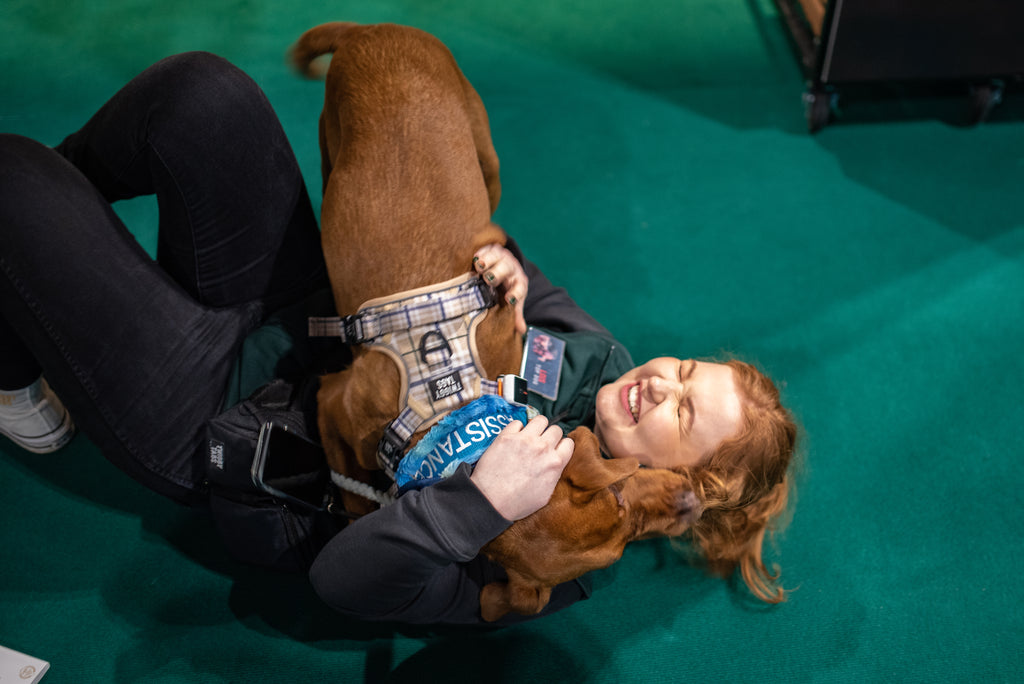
[474, 243, 528, 335]
[470, 415, 574, 521]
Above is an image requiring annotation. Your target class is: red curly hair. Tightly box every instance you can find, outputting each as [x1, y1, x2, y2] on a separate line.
[676, 359, 798, 603]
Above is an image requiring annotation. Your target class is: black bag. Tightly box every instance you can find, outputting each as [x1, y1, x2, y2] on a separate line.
[203, 378, 342, 572]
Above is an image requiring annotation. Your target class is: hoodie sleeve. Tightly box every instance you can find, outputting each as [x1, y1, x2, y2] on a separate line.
[309, 465, 588, 625]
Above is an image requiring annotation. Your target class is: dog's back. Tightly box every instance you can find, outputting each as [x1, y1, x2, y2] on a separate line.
[290, 22, 504, 315]
[294, 22, 520, 503]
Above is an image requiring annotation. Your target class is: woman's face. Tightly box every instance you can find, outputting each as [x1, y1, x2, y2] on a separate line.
[594, 357, 743, 468]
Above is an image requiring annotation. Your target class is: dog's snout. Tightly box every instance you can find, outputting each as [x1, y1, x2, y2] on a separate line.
[676, 489, 703, 524]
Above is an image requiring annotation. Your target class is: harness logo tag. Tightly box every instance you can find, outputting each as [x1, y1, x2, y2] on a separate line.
[429, 371, 464, 402]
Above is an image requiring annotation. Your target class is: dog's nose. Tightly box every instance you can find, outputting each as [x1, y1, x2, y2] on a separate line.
[677, 489, 702, 524]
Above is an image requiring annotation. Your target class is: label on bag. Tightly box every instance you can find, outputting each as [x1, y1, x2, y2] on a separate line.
[0, 644, 50, 683]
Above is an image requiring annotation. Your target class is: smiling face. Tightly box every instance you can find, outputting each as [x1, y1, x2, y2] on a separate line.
[594, 357, 744, 468]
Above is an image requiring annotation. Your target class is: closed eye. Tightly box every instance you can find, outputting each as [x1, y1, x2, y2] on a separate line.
[677, 360, 696, 433]
[678, 396, 695, 434]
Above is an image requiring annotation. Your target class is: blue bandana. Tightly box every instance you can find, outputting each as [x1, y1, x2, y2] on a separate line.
[395, 394, 536, 492]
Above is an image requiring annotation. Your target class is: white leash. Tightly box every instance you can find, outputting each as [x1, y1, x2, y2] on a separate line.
[330, 469, 396, 507]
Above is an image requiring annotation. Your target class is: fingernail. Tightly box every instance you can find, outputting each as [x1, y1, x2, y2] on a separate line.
[485, 272, 496, 283]
[508, 296, 517, 306]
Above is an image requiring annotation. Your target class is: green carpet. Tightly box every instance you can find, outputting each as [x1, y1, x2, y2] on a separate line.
[2, 1, 1022, 681]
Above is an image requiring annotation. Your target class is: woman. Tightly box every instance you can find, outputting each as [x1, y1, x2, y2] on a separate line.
[309, 273, 797, 623]
[0, 52, 797, 626]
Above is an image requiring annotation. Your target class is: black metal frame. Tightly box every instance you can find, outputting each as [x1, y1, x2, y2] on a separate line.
[771, 0, 1024, 131]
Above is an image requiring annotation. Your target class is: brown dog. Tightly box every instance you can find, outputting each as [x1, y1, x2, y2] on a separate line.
[290, 22, 520, 513]
[291, 22, 701, 619]
[480, 427, 701, 621]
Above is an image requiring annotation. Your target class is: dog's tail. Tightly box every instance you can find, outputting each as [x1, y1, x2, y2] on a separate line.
[288, 21, 361, 79]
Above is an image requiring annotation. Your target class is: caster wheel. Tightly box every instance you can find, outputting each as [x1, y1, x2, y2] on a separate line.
[803, 89, 834, 133]
[968, 81, 1004, 125]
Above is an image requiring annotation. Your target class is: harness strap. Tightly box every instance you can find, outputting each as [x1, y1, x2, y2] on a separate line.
[309, 276, 497, 343]
[309, 273, 528, 481]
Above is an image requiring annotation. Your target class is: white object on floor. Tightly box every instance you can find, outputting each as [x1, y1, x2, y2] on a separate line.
[0, 644, 49, 682]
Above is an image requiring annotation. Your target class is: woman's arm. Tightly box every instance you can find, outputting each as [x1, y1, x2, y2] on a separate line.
[310, 467, 511, 624]
[309, 416, 576, 625]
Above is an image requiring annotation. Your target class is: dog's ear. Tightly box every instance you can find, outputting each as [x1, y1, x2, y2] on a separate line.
[564, 427, 639, 493]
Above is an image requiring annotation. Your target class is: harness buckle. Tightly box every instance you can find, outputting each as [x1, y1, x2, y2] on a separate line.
[377, 428, 408, 477]
[343, 316, 361, 344]
[477, 278, 498, 308]
[498, 374, 529, 406]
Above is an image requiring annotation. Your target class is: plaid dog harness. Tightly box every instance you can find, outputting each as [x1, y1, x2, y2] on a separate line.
[309, 273, 526, 478]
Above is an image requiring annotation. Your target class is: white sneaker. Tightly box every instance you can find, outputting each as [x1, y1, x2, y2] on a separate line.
[0, 377, 76, 454]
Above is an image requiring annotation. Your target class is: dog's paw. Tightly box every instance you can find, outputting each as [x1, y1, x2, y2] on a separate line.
[479, 581, 512, 622]
[480, 577, 553, 622]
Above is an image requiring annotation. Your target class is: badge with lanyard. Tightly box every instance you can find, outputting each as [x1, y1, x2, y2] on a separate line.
[520, 327, 566, 401]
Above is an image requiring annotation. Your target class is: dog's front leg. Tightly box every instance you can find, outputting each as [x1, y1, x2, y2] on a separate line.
[479, 570, 553, 622]
[317, 364, 399, 516]
[318, 355, 400, 463]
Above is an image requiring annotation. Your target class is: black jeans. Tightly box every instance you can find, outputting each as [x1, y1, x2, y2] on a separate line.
[0, 52, 328, 505]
